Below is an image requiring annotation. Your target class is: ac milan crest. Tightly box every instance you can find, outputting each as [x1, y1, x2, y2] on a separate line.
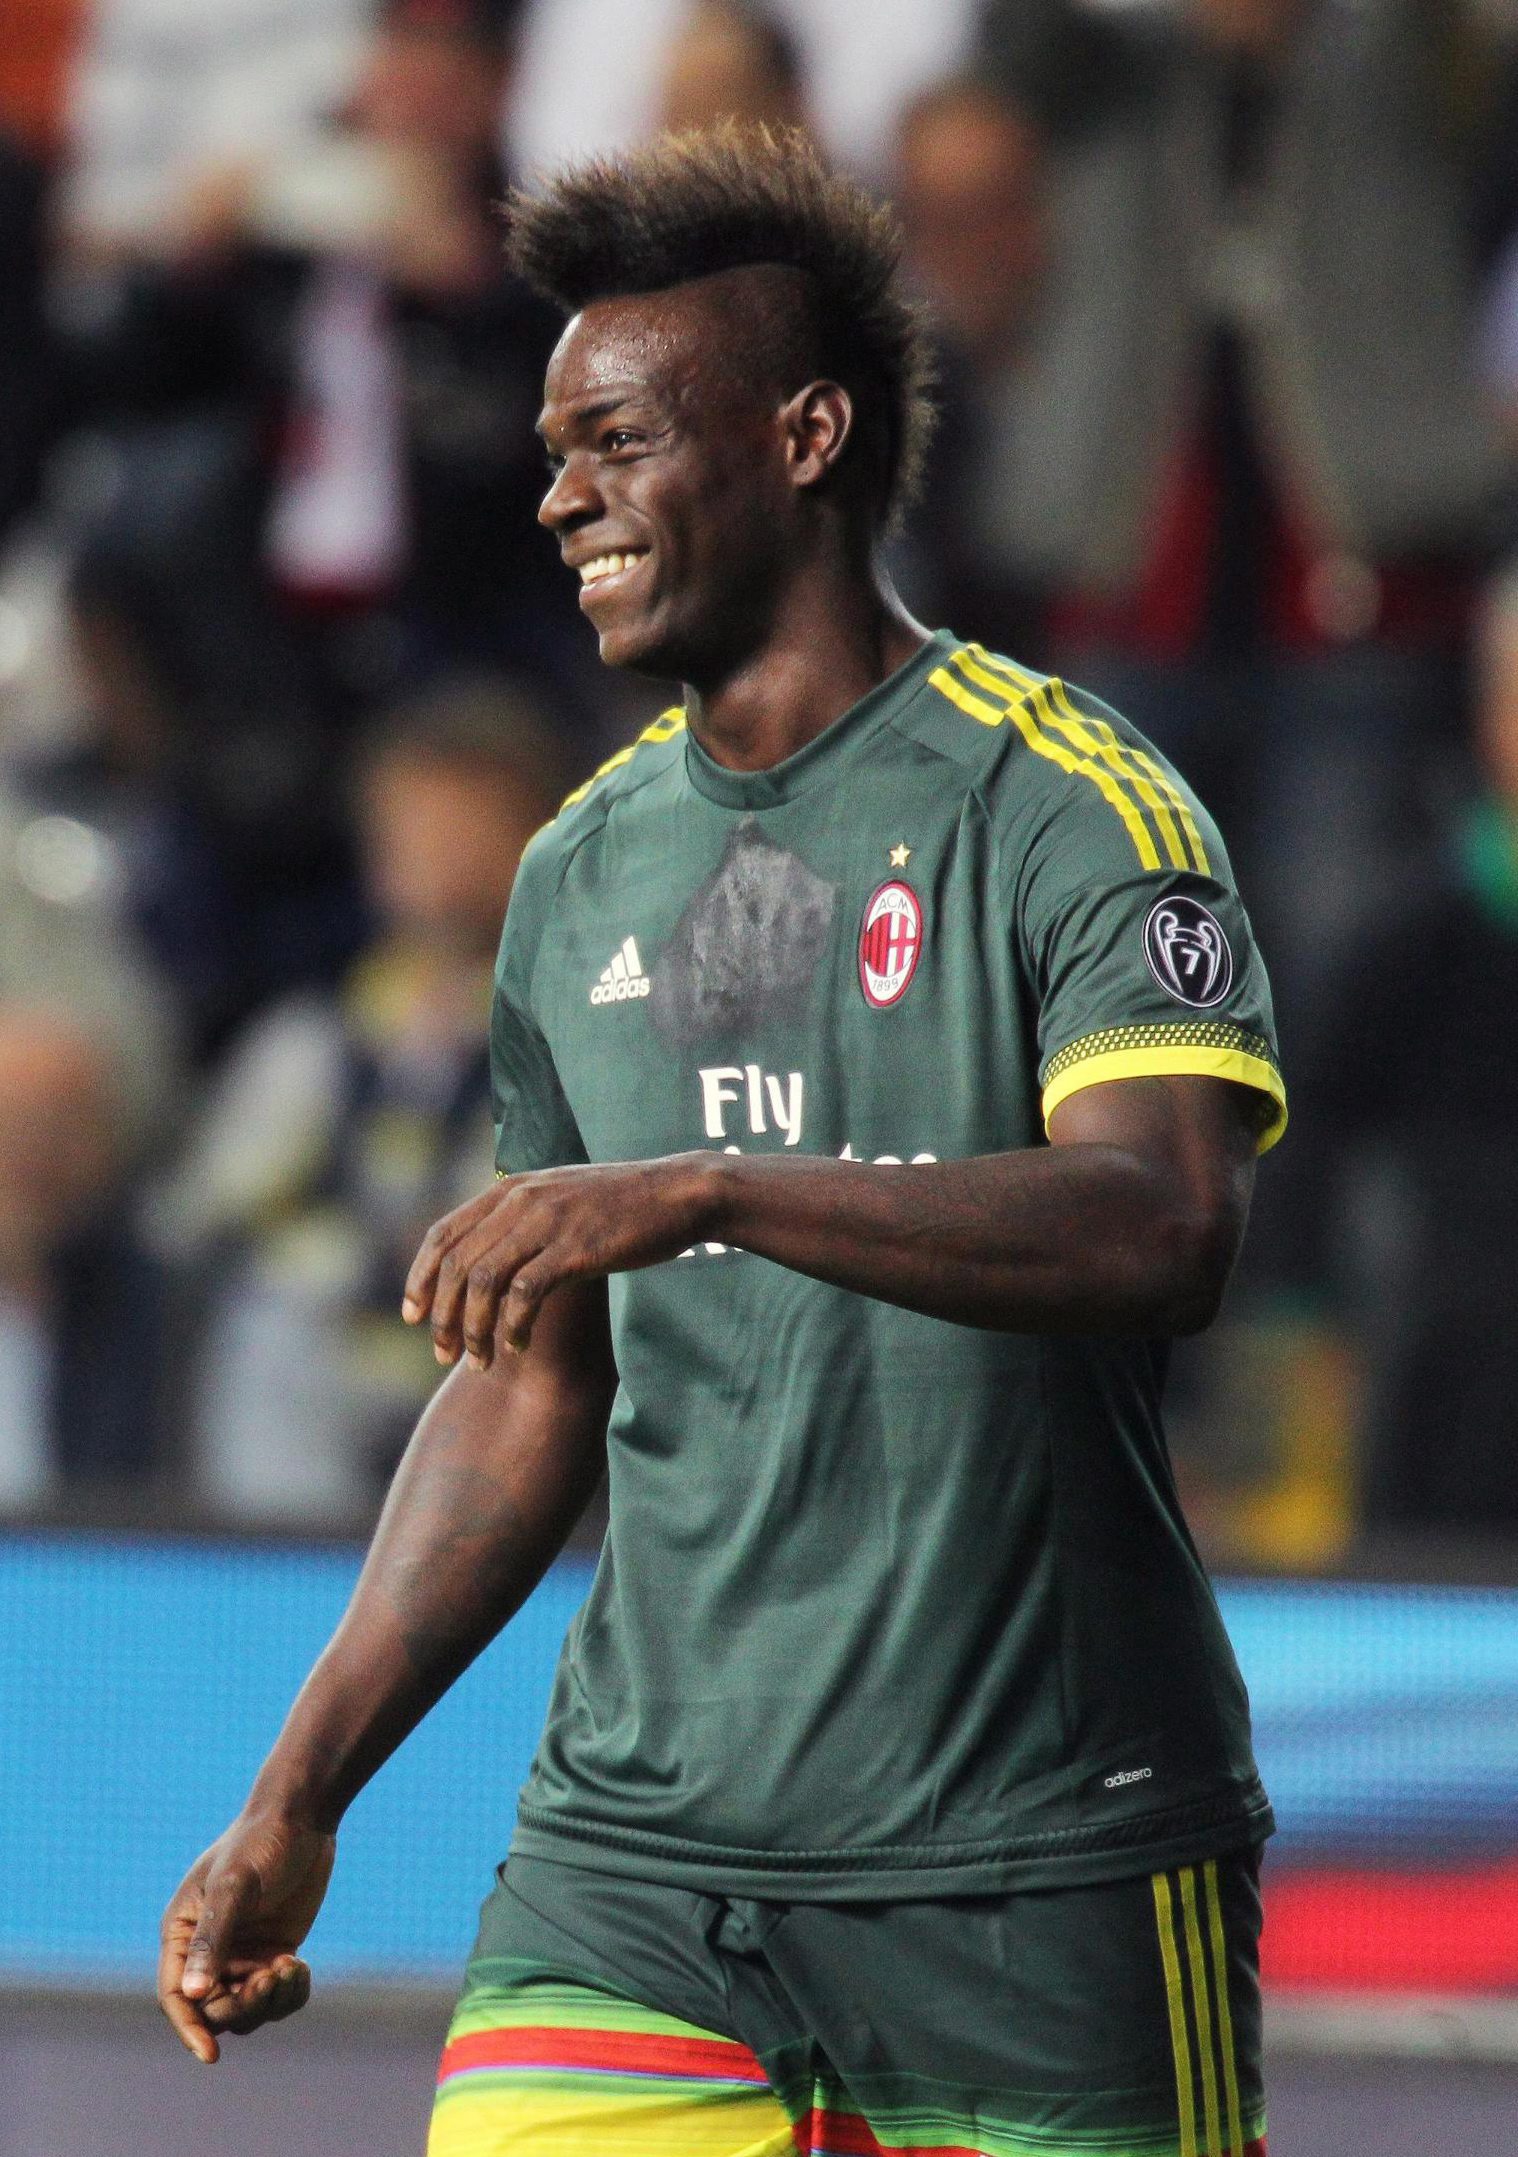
[859, 879, 924, 1008]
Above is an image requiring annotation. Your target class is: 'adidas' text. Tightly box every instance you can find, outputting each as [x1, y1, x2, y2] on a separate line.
[591, 937, 650, 1005]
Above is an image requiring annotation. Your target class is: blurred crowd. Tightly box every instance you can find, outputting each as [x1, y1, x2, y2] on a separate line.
[0, 0, 1515, 1559]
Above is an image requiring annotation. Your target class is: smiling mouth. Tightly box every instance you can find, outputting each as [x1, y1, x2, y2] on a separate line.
[578, 549, 649, 590]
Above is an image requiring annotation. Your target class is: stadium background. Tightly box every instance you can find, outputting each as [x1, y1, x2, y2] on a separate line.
[2, 0, 1517, 2150]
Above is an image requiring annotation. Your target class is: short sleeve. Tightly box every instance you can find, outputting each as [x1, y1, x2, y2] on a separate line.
[1016, 758, 1287, 1154]
[489, 834, 589, 1178]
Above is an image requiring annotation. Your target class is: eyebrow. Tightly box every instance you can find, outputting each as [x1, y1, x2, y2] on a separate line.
[535, 393, 642, 441]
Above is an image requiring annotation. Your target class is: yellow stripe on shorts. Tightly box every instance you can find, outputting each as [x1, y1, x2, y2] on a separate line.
[1180, 1867, 1222, 2157]
[1154, 1865, 1253, 2157]
[1152, 1872, 1199, 2157]
[1204, 1860, 1246, 2157]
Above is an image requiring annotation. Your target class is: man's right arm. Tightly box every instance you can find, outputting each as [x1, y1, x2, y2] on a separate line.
[157, 1277, 615, 2063]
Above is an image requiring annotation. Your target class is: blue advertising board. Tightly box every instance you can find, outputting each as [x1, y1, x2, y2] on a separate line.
[2, 1534, 1516, 1985]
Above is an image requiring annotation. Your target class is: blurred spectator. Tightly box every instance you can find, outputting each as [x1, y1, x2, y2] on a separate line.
[0, 0, 87, 163]
[1284, 571, 1518, 1530]
[46, 0, 601, 1053]
[0, 129, 51, 552]
[62, 0, 582, 701]
[659, 1, 808, 137]
[507, 0, 688, 177]
[0, 788, 176, 1504]
[891, 77, 1050, 659]
[57, 0, 365, 259]
[508, 0, 975, 185]
[975, 0, 1509, 1045]
[7, 571, 364, 1065]
[148, 676, 570, 1524]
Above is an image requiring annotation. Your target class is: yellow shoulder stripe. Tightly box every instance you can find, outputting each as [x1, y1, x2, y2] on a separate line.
[930, 653, 1162, 872]
[970, 645, 1193, 872]
[932, 645, 1211, 876]
[976, 644, 1211, 873]
[558, 706, 686, 815]
[1127, 739, 1211, 877]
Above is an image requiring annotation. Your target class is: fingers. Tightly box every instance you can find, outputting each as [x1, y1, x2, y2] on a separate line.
[159, 1867, 217, 2061]
[159, 1956, 312, 2064]
[450, 1238, 569, 1369]
[404, 1172, 607, 1364]
[255, 1955, 312, 2026]
[459, 1244, 558, 1369]
[403, 1186, 500, 1326]
[202, 1955, 312, 2034]
[462, 1255, 508, 1371]
[422, 1192, 545, 1371]
[160, 1899, 313, 2064]
[158, 1865, 252, 2067]
[426, 1237, 479, 1368]
[157, 1918, 220, 2065]
[499, 1261, 557, 1355]
[179, 1864, 254, 2004]
[160, 1989, 220, 2064]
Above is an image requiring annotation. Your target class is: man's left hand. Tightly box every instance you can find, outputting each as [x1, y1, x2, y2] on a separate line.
[403, 1155, 719, 1366]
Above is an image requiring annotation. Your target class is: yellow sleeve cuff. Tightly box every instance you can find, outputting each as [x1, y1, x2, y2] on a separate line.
[1041, 1045, 1288, 1154]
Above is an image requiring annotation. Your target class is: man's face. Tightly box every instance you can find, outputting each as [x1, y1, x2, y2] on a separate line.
[350, 27, 503, 165]
[898, 93, 1045, 368]
[0, 1013, 116, 1277]
[1190, 0, 1304, 55]
[362, 754, 546, 959]
[536, 283, 798, 681]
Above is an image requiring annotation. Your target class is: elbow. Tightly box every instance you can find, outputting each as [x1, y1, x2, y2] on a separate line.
[1163, 1271, 1229, 1339]
[1143, 1197, 1243, 1337]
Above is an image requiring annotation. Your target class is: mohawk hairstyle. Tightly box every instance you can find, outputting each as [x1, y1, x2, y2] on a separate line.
[504, 123, 936, 531]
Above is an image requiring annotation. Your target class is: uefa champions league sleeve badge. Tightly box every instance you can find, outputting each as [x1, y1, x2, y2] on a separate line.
[1142, 896, 1233, 1008]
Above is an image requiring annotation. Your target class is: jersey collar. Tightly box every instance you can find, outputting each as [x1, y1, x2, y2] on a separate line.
[681, 628, 956, 810]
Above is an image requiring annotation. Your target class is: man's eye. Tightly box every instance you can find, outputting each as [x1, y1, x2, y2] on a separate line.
[603, 430, 641, 453]
[543, 453, 565, 478]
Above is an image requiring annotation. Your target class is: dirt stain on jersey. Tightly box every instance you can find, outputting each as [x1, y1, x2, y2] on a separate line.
[649, 819, 835, 1046]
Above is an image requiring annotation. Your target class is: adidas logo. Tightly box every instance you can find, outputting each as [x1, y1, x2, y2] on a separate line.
[590, 936, 651, 1006]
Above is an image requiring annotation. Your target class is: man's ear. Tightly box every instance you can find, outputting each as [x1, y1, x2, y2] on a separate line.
[782, 380, 853, 493]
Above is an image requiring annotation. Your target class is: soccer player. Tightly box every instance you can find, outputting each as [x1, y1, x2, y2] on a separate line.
[159, 127, 1285, 2157]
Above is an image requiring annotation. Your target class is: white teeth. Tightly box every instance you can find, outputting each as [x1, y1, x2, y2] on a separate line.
[579, 551, 644, 585]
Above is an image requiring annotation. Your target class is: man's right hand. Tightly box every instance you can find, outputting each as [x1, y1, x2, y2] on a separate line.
[157, 1811, 336, 2063]
[155, 1298, 616, 2066]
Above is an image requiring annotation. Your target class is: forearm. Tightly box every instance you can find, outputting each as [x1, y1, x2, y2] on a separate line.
[246, 1350, 608, 1832]
[407, 1077, 1257, 1367]
[705, 1141, 1239, 1336]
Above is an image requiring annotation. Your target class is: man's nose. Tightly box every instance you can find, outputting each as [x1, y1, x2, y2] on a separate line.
[538, 454, 601, 531]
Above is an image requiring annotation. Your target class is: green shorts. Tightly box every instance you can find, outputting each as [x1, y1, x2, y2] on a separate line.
[428, 1847, 1266, 2156]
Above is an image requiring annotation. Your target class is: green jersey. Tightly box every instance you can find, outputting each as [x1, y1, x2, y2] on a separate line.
[492, 630, 1283, 1900]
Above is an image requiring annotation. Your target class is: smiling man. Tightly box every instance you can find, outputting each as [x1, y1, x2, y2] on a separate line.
[159, 127, 1284, 2157]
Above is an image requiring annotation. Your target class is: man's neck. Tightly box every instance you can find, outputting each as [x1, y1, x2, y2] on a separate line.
[683, 569, 929, 774]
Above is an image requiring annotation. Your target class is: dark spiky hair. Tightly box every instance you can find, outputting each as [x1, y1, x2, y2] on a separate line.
[504, 124, 936, 531]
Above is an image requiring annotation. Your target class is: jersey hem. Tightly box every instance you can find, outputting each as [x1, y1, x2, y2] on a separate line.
[1041, 1047, 1288, 1152]
[508, 1790, 1275, 1903]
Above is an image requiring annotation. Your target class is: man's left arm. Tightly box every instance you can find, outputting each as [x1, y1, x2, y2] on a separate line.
[403, 1071, 1259, 1363]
